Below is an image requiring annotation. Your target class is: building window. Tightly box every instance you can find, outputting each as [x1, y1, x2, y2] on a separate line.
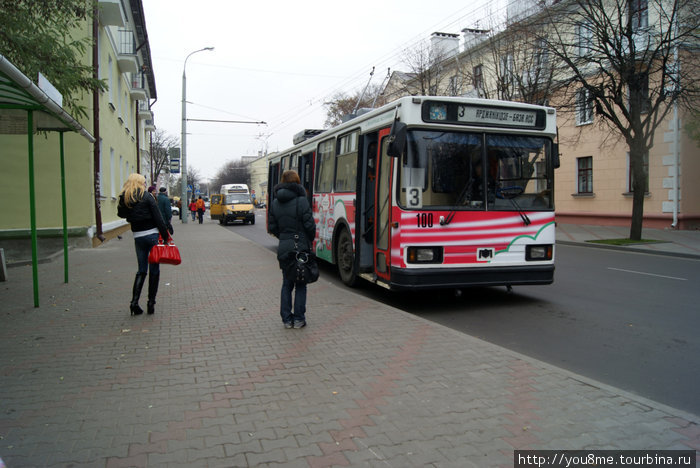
[117, 78, 123, 121]
[576, 21, 593, 57]
[448, 75, 460, 95]
[576, 87, 594, 125]
[577, 156, 593, 193]
[473, 64, 483, 90]
[629, 72, 650, 114]
[500, 54, 514, 90]
[98, 139, 104, 196]
[628, 151, 649, 193]
[110, 148, 116, 198]
[534, 38, 549, 67]
[629, 0, 648, 31]
[108, 56, 114, 106]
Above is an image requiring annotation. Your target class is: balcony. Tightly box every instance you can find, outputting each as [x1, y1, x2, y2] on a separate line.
[98, 0, 124, 27]
[143, 118, 156, 132]
[117, 30, 138, 74]
[130, 73, 147, 101]
[138, 101, 153, 120]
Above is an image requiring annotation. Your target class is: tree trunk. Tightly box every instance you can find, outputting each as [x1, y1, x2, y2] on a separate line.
[628, 138, 647, 241]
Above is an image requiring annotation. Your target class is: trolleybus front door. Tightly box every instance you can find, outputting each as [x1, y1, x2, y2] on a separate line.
[374, 129, 393, 282]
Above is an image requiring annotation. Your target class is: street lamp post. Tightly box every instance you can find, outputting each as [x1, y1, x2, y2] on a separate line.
[181, 46, 214, 223]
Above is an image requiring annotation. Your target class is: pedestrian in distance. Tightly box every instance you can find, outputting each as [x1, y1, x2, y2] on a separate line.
[157, 187, 174, 234]
[117, 173, 171, 316]
[188, 198, 197, 221]
[268, 170, 316, 329]
[196, 196, 206, 224]
[147, 185, 157, 199]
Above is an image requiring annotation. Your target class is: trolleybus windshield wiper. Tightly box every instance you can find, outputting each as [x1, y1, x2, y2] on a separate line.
[509, 196, 531, 226]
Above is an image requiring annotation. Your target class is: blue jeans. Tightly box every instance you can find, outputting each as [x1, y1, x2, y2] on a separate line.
[280, 276, 307, 324]
[134, 233, 160, 275]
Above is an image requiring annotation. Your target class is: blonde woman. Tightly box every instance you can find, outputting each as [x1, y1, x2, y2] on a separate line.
[117, 173, 171, 316]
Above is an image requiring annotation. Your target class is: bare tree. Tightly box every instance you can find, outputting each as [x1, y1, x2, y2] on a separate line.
[211, 160, 251, 194]
[146, 129, 179, 185]
[397, 40, 452, 96]
[536, 0, 700, 239]
[323, 84, 386, 128]
[174, 166, 201, 202]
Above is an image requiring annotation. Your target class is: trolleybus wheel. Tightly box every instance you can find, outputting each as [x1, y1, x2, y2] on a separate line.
[336, 228, 357, 287]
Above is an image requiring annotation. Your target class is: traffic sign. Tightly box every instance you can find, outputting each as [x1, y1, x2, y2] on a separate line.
[170, 158, 180, 174]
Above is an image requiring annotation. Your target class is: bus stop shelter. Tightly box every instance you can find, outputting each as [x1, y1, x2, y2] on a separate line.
[0, 54, 95, 307]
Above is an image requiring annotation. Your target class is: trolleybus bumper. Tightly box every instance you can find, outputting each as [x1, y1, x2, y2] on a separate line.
[387, 264, 554, 290]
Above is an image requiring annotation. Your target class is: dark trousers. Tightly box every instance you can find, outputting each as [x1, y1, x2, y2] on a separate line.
[134, 233, 160, 275]
[280, 276, 306, 324]
[197, 209, 204, 224]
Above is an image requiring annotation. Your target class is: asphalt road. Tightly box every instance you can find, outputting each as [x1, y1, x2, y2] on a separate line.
[227, 212, 700, 416]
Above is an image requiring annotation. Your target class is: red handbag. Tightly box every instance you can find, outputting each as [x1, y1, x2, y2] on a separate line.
[148, 236, 181, 265]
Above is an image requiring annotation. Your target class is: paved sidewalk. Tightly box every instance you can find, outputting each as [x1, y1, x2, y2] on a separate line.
[1, 220, 698, 467]
[556, 223, 700, 259]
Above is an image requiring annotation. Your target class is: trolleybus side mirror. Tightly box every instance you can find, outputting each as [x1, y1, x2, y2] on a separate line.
[387, 120, 407, 158]
[552, 143, 561, 169]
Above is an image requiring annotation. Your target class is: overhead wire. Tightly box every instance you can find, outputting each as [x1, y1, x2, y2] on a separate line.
[263, 0, 508, 141]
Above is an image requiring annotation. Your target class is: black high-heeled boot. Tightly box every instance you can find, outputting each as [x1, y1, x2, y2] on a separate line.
[130, 273, 147, 316]
[147, 272, 159, 314]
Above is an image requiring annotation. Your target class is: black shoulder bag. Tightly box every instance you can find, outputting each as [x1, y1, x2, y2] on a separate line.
[283, 198, 319, 284]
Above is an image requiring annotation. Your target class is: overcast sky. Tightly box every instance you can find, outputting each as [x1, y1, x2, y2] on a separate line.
[142, 0, 506, 180]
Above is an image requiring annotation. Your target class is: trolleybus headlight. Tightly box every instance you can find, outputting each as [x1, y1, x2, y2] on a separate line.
[407, 246, 443, 264]
[526, 244, 553, 261]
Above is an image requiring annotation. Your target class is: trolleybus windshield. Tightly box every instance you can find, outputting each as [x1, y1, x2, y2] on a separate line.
[399, 130, 553, 211]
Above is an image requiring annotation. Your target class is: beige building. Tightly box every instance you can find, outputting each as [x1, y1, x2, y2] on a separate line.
[384, 0, 699, 229]
[246, 153, 270, 205]
[0, 0, 157, 263]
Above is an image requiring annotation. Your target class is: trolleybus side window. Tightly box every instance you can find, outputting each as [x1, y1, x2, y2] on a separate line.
[335, 131, 359, 192]
[290, 152, 300, 174]
[315, 138, 335, 193]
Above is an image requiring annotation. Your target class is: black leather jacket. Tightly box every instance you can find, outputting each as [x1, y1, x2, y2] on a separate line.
[118, 190, 170, 239]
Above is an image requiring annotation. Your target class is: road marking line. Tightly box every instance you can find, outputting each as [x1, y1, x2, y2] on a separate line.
[607, 267, 687, 281]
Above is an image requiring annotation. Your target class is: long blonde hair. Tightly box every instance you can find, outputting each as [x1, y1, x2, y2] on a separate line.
[120, 173, 146, 207]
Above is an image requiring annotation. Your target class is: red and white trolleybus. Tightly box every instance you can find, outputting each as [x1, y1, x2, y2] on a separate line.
[267, 96, 559, 290]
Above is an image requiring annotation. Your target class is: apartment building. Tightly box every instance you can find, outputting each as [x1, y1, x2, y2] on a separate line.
[384, 0, 699, 229]
[0, 0, 157, 262]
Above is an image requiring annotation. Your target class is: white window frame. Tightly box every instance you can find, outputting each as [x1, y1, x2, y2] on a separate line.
[110, 148, 116, 198]
[98, 139, 104, 197]
[108, 56, 114, 107]
[629, 0, 649, 32]
[576, 88, 594, 125]
[577, 21, 593, 57]
[577, 156, 593, 194]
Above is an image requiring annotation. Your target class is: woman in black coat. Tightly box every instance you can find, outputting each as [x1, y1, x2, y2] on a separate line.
[118, 173, 171, 316]
[268, 170, 316, 329]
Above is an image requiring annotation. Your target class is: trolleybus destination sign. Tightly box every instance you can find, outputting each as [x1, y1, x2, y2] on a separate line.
[423, 101, 544, 129]
[459, 106, 537, 127]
